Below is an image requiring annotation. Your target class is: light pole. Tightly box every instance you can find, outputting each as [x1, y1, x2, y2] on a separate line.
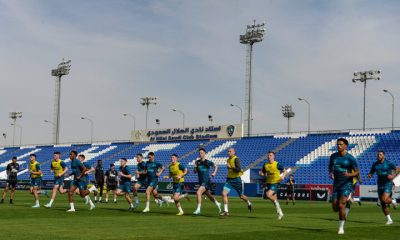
[352, 70, 381, 131]
[298, 98, 311, 133]
[51, 59, 71, 144]
[140, 97, 158, 130]
[282, 105, 295, 134]
[172, 109, 185, 128]
[230, 104, 243, 125]
[81, 117, 94, 143]
[208, 115, 213, 125]
[383, 89, 395, 130]
[123, 113, 136, 131]
[155, 119, 160, 129]
[10, 123, 22, 146]
[9, 112, 22, 146]
[240, 20, 266, 137]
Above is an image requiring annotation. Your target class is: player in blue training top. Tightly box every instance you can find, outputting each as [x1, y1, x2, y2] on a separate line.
[132, 153, 148, 208]
[115, 158, 135, 211]
[329, 138, 359, 235]
[142, 152, 165, 213]
[67, 152, 95, 212]
[368, 150, 400, 225]
[193, 148, 221, 215]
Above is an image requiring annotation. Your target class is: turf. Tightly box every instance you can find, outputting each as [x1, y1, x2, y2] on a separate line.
[0, 191, 399, 240]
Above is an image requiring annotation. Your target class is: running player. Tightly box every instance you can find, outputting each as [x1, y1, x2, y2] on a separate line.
[142, 152, 165, 213]
[345, 170, 362, 217]
[105, 163, 118, 203]
[115, 158, 134, 210]
[67, 151, 95, 212]
[29, 154, 42, 208]
[368, 150, 400, 225]
[44, 151, 68, 208]
[220, 148, 252, 216]
[163, 154, 189, 215]
[133, 153, 147, 208]
[285, 175, 295, 205]
[329, 138, 359, 235]
[259, 151, 286, 219]
[1, 157, 19, 204]
[94, 159, 105, 203]
[193, 148, 221, 215]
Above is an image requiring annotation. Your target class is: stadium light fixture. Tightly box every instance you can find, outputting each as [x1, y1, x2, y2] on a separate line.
[172, 109, 185, 128]
[81, 116, 94, 143]
[123, 113, 136, 131]
[352, 70, 381, 131]
[230, 104, 243, 126]
[155, 119, 160, 129]
[140, 97, 158, 131]
[383, 89, 395, 130]
[297, 98, 311, 133]
[9, 112, 22, 146]
[2, 133, 6, 147]
[282, 105, 295, 134]
[208, 115, 213, 124]
[10, 123, 22, 146]
[51, 59, 71, 144]
[240, 20, 266, 137]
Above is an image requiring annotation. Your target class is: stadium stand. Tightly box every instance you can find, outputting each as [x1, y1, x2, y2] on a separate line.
[1, 130, 400, 185]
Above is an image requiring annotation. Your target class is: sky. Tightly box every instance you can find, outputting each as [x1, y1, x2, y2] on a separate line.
[0, 0, 399, 145]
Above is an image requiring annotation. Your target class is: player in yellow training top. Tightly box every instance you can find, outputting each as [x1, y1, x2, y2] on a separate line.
[29, 154, 43, 208]
[259, 151, 288, 220]
[163, 154, 189, 215]
[45, 151, 69, 208]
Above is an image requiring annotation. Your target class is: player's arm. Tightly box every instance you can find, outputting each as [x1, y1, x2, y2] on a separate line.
[76, 163, 87, 180]
[177, 165, 188, 180]
[193, 160, 198, 174]
[231, 158, 242, 172]
[344, 168, 359, 177]
[278, 163, 287, 179]
[6, 164, 11, 176]
[211, 162, 218, 177]
[59, 162, 68, 177]
[387, 163, 398, 180]
[329, 155, 334, 179]
[120, 169, 132, 179]
[259, 165, 266, 176]
[86, 166, 95, 175]
[31, 163, 42, 175]
[367, 163, 376, 179]
[156, 165, 165, 177]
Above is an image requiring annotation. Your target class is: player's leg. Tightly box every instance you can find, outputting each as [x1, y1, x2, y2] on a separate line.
[380, 191, 394, 224]
[337, 195, 348, 234]
[143, 186, 153, 212]
[125, 191, 134, 210]
[98, 181, 104, 202]
[67, 183, 78, 212]
[173, 191, 184, 215]
[292, 190, 295, 205]
[45, 184, 59, 208]
[32, 186, 40, 208]
[93, 182, 99, 202]
[79, 181, 95, 210]
[132, 183, 142, 207]
[267, 187, 283, 219]
[194, 186, 206, 214]
[331, 190, 339, 212]
[233, 178, 252, 212]
[1, 185, 9, 203]
[10, 185, 16, 204]
[220, 180, 231, 216]
[105, 189, 109, 203]
[204, 190, 221, 213]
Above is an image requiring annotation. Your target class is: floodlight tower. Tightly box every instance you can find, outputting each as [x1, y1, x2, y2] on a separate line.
[240, 20, 266, 137]
[282, 105, 295, 134]
[352, 70, 381, 131]
[51, 59, 71, 144]
[140, 97, 158, 130]
[9, 112, 22, 146]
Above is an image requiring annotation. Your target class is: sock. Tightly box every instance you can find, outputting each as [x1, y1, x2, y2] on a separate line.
[105, 197, 108, 202]
[247, 200, 251, 206]
[274, 200, 282, 213]
[392, 199, 397, 205]
[70, 202, 75, 210]
[196, 203, 201, 211]
[35, 200, 39, 205]
[94, 196, 97, 201]
[345, 208, 350, 218]
[49, 199, 54, 205]
[339, 220, 345, 230]
[178, 205, 183, 213]
[387, 215, 393, 222]
[214, 200, 220, 206]
[224, 204, 228, 212]
[130, 203, 134, 208]
[135, 196, 139, 204]
[146, 201, 150, 209]
[114, 197, 117, 202]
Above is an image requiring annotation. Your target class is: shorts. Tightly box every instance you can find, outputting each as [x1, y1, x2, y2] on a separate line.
[148, 179, 158, 188]
[95, 180, 104, 188]
[72, 179, 87, 190]
[172, 183, 184, 194]
[31, 178, 42, 187]
[378, 182, 393, 196]
[332, 184, 353, 201]
[7, 180, 17, 189]
[54, 177, 64, 186]
[223, 177, 243, 196]
[199, 180, 211, 191]
[118, 182, 132, 193]
[107, 184, 117, 191]
[136, 179, 148, 188]
[265, 183, 280, 195]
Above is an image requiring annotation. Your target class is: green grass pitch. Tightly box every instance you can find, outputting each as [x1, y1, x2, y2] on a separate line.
[0, 191, 399, 240]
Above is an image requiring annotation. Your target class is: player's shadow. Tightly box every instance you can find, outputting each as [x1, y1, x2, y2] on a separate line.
[298, 216, 377, 224]
[274, 225, 328, 233]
